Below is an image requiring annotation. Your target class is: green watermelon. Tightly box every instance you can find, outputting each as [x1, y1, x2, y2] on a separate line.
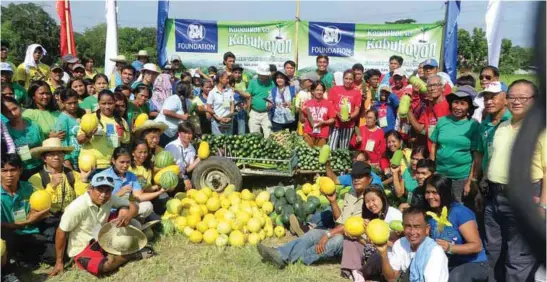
[275, 214, 284, 226]
[155, 151, 175, 168]
[275, 202, 285, 214]
[285, 188, 296, 204]
[283, 205, 295, 215]
[390, 220, 404, 232]
[159, 171, 179, 191]
[307, 196, 320, 208]
[281, 212, 291, 225]
[274, 187, 285, 198]
[303, 201, 316, 215]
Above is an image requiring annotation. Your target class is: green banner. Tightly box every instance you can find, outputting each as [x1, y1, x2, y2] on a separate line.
[164, 19, 443, 74]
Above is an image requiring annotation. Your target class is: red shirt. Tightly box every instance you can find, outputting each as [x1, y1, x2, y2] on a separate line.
[327, 86, 361, 128]
[350, 126, 386, 165]
[418, 98, 451, 151]
[302, 99, 336, 139]
[442, 83, 452, 96]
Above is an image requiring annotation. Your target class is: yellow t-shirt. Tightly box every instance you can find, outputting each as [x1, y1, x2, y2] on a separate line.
[77, 114, 130, 169]
[129, 165, 152, 190]
[488, 121, 545, 184]
[28, 169, 89, 213]
[15, 63, 51, 89]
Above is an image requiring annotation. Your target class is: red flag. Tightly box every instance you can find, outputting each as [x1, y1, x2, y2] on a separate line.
[56, 0, 76, 57]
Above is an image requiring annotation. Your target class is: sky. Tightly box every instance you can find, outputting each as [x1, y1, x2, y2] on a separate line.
[3, 0, 539, 47]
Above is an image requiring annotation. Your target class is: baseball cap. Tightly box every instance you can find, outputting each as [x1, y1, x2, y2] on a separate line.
[300, 72, 320, 83]
[50, 64, 63, 72]
[351, 161, 372, 178]
[71, 64, 85, 71]
[0, 62, 13, 73]
[170, 54, 181, 62]
[422, 59, 439, 68]
[91, 173, 115, 189]
[478, 81, 504, 97]
[449, 85, 478, 99]
[256, 63, 270, 76]
[61, 54, 78, 64]
[393, 68, 405, 77]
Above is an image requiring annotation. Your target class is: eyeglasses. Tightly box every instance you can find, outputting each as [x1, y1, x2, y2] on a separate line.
[94, 176, 114, 184]
[479, 75, 493, 80]
[427, 83, 442, 88]
[507, 96, 535, 103]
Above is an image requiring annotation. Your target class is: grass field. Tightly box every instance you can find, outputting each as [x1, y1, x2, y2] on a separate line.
[22, 233, 346, 282]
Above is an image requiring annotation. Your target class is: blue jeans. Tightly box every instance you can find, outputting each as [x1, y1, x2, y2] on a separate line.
[277, 229, 343, 265]
[308, 208, 335, 229]
[234, 110, 246, 135]
[449, 261, 490, 282]
[211, 120, 233, 136]
[484, 181, 538, 282]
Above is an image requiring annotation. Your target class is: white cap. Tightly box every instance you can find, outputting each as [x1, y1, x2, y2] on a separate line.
[142, 63, 158, 73]
[170, 54, 181, 62]
[479, 81, 503, 96]
[393, 68, 405, 77]
[256, 63, 270, 76]
[0, 62, 13, 72]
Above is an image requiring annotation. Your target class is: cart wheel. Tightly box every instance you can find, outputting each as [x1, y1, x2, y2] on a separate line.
[191, 156, 242, 192]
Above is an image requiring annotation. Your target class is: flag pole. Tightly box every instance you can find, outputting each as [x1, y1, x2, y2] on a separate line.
[294, 0, 300, 68]
[64, 0, 72, 54]
[439, 2, 448, 73]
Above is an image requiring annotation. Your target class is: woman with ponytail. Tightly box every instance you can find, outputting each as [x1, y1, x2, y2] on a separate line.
[77, 90, 130, 170]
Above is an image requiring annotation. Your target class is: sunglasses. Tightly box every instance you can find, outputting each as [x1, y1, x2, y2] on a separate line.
[479, 75, 493, 80]
[94, 176, 114, 184]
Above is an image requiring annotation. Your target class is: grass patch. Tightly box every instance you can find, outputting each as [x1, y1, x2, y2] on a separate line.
[20, 234, 346, 282]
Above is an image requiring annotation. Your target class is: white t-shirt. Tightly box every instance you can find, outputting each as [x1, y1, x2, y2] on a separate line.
[472, 96, 484, 123]
[207, 86, 234, 118]
[155, 95, 191, 137]
[164, 138, 196, 177]
[384, 206, 403, 224]
[388, 237, 449, 282]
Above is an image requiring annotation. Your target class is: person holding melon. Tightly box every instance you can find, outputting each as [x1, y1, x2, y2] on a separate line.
[102, 147, 156, 221]
[133, 120, 168, 159]
[77, 90, 131, 171]
[375, 206, 449, 282]
[2, 97, 44, 180]
[1, 154, 56, 268]
[423, 174, 489, 281]
[392, 146, 428, 209]
[340, 185, 402, 281]
[379, 131, 412, 187]
[258, 162, 373, 269]
[129, 139, 168, 216]
[80, 74, 109, 113]
[300, 81, 335, 147]
[350, 109, 386, 166]
[127, 85, 151, 130]
[23, 80, 63, 140]
[55, 89, 86, 170]
[327, 70, 362, 150]
[28, 137, 92, 221]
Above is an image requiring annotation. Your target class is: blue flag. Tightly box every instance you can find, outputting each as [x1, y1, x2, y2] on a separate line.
[157, 0, 169, 68]
[444, 0, 461, 82]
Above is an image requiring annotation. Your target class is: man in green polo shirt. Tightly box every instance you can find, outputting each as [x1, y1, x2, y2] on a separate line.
[245, 63, 274, 138]
[1, 154, 55, 267]
[472, 81, 511, 180]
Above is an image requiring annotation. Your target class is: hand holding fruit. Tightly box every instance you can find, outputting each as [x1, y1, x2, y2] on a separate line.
[27, 208, 50, 224]
[79, 165, 95, 183]
[356, 136, 362, 144]
[325, 191, 337, 203]
[374, 243, 389, 255]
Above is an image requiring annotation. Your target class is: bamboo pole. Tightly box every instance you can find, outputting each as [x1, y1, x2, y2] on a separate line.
[294, 0, 300, 68]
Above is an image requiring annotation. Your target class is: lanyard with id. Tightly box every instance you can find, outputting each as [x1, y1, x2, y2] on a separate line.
[17, 145, 32, 161]
[222, 90, 231, 110]
[106, 124, 120, 148]
[378, 104, 388, 128]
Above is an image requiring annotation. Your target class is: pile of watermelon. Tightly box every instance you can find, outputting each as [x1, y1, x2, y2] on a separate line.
[269, 183, 353, 228]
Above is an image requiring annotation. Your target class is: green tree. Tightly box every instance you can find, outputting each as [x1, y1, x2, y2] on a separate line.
[385, 19, 416, 24]
[75, 24, 107, 65]
[1, 3, 60, 65]
[457, 27, 488, 72]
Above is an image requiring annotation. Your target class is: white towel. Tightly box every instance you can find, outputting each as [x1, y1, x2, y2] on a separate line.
[23, 44, 46, 73]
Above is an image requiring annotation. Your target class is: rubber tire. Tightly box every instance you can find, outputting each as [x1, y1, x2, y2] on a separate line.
[191, 156, 242, 192]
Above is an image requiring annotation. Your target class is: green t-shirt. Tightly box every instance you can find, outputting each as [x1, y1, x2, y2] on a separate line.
[319, 71, 334, 91]
[1, 182, 40, 235]
[430, 116, 479, 179]
[402, 169, 419, 193]
[7, 119, 43, 170]
[12, 82, 27, 105]
[55, 112, 81, 168]
[21, 109, 60, 140]
[80, 95, 99, 112]
[247, 78, 274, 112]
[477, 110, 512, 172]
[127, 102, 150, 130]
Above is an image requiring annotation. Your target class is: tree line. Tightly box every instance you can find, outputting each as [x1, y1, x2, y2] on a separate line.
[1, 3, 534, 74]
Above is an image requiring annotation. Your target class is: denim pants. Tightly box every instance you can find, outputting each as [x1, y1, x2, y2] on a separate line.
[211, 120, 233, 136]
[449, 261, 490, 282]
[277, 229, 343, 265]
[234, 110, 247, 135]
[484, 181, 538, 282]
[308, 208, 335, 229]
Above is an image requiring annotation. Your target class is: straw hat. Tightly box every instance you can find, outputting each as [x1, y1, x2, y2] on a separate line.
[133, 120, 168, 137]
[110, 55, 127, 63]
[135, 50, 149, 57]
[30, 138, 74, 159]
[142, 63, 159, 73]
[97, 222, 147, 256]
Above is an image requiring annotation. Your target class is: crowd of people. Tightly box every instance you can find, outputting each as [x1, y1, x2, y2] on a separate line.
[0, 42, 544, 282]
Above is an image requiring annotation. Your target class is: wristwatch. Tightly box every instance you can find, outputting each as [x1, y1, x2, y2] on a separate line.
[325, 230, 332, 239]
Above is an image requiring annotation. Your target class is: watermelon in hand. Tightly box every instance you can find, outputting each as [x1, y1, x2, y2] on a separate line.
[159, 171, 179, 191]
[155, 151, 175, 168]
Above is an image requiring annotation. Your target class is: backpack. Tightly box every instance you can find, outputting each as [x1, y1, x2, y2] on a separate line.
[39, 167, 75, 189]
